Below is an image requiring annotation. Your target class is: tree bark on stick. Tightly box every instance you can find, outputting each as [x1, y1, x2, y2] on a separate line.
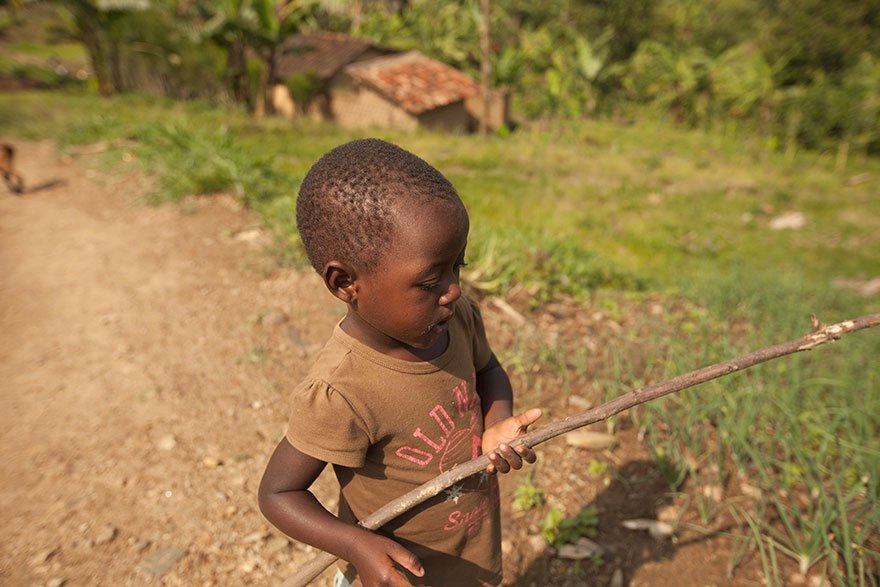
[281, 313, 880, 587]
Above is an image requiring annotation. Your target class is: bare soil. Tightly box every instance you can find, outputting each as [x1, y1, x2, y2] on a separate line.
[1, 141, 789, 586]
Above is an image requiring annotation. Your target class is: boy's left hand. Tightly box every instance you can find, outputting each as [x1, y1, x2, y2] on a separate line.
[482, 408, 542, 474]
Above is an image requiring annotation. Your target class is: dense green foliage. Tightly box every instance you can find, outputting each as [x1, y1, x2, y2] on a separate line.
[5, 0, 879, 159]
[354, 0, 880, 158]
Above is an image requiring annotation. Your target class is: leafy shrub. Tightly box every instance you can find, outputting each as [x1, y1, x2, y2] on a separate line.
[773, 55, 880, 155]
[286, 70, 322, 112]
[709, 42, 774, 120]
[541, 506, 599, 549]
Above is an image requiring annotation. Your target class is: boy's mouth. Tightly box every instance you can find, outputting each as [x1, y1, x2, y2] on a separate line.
[429, 313, 454, 333]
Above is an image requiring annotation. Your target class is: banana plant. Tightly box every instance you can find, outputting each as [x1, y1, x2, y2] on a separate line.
[709, 43, 774, 120]
[196, 0, 255, 106]
[624, 40, 713, 125]
[196, 0, 317, 113]
[56, 0, 149, 95]
[244, 0, 318, 116]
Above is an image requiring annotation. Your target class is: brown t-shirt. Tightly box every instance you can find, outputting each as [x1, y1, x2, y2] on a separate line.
[286, 296, 502, 586]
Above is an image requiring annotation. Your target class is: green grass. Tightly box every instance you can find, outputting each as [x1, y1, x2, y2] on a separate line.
[3, 92, 878, 298]
[7, 40, 85, 60]
[0, 59, 85, 88]
[1, 90, 877, 582]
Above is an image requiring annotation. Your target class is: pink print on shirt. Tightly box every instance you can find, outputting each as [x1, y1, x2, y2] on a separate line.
[393, 373, 498, 538]
[444, 480, 499, 536]
[394, 374, 482, 472]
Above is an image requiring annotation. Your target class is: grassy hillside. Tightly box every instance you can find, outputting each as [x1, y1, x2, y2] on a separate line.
[2, 91, 878, 581]
[5, 92, 878, 295]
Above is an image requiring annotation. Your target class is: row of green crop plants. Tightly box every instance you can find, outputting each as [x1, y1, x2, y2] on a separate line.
[499, 280, 878, 583]
[617, 288, 876, 584]
[8, 0, 880, 165]
[2, 91, 877, 583]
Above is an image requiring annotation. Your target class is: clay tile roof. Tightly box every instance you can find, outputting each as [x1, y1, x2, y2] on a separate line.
[275, 32, 395, 80]
[344, 51, 479, 115]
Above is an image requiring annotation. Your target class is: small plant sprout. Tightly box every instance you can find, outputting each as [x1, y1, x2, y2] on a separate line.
[587, 459, 609, 477]
[542, 506, 600, 549]
[512, 472, 545, 511]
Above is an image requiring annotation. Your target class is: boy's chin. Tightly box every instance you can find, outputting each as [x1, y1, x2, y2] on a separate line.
[404, 330, 444, 351]
[404, 338, 434, 350]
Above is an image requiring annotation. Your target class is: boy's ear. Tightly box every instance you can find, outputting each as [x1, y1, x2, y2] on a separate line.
[322, 261, 358, 304]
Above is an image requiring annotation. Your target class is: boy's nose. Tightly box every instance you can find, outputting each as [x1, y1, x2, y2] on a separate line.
[440, 280, 461, 305]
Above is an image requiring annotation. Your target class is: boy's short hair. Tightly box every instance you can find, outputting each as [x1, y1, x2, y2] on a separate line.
[296, 138, 463, 273]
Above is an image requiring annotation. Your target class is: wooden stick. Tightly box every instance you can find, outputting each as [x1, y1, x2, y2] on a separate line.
[281, 313, 880, 587]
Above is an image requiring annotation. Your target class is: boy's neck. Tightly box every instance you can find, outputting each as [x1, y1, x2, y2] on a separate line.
[339, 311, 448, 362]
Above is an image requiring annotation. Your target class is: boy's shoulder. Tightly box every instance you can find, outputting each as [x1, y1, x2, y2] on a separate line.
[299, 329, 358, 385]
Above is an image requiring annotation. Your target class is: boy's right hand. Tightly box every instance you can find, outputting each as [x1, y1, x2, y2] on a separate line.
[350, 532, 427, 587]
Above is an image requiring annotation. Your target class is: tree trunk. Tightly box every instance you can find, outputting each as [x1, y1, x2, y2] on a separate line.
[479, 0, 491, 137]
[254, 55, 268, 118]
[835, 138, 850, 173]
[79, 16, 112, 96]
[109, 38, 124, 93]
[351, 0, 362, 30]
[263, 45, 280, 116]
[227, 35, 250, 107]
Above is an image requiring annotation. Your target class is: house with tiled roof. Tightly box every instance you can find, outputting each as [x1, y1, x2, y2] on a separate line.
[270, 32, 398, 120]
[334, 51, 483, 132]
[271, 33, 508, 133]
[275, 32, 397, 82]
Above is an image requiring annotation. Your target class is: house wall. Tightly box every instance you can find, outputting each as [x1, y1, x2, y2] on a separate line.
[276, 66, 479, 133]
[329, 75, 418, 131]
[464, 88, 510, 130]
[271, 84, 295, 119]
[417, 102, 472, 133]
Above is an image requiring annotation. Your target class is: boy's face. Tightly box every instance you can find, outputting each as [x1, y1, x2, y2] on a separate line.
[350, 199, 469, 354]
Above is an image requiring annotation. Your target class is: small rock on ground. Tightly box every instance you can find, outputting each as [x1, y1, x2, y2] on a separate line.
[137, 546, 185, 576]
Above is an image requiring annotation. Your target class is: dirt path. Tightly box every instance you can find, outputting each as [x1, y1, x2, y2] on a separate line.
[0, 140, 344, 586]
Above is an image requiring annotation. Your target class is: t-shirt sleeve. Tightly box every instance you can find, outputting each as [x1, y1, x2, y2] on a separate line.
[464, 296, 494, 372]
[285, 379, 370, 468]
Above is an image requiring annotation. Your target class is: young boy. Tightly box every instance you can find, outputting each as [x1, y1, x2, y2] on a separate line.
[259, 139, 542, 587]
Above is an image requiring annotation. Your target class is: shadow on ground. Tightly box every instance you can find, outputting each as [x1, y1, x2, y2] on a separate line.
[508, 459, 723, 586]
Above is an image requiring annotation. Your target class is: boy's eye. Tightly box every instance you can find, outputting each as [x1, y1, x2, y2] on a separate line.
[420, 261, 466, 291]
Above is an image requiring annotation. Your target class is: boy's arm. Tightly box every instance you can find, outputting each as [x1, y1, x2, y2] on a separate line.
[258, 438, 425, 587]
[477, 353, 542, 474]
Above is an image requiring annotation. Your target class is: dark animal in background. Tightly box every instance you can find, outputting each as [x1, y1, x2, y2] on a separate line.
[2, 143, 25, 194]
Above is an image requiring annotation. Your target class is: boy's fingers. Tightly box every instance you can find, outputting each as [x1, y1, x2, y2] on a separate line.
[498, 443, 523, 470]
[488, 450, 511, 473]
[489, 444, 521, 474]
[515, 444, 537, 464]
[388, 543, 424, 578]
[486, 453, 497, 474]
[514, 408, 542, 430]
